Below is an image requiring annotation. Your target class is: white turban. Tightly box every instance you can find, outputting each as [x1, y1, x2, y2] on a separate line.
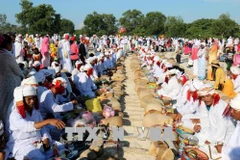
[0, 120, 4, 136]
[230, 66, 240, 75]
[22, 86, 37, 97]
[153, 56, 160, 62]
[21, 76, 38, 88]
[52, 77, 67, 88]
[230, 94, 240, 111]
[198, 84, 215, 96]
[32, 61, 41, 68]
[189, 78, 204, 92]
[75, 60, 83, 67]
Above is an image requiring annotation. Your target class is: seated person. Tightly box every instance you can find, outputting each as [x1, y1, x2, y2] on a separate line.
[157, 68, 182, 101]
[193, 85, 235, 146]
[75, 65, 97, 98]
[7, 86, 65, 160]
[222, 94, 240, 160]
[40, 77, 78, 120]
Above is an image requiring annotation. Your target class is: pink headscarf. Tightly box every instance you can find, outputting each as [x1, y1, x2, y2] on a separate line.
[41, 37, 49, 56]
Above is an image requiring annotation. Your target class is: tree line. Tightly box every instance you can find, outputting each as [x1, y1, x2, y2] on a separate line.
[0, 0, 239, 39]
[78, 9, 240, 39]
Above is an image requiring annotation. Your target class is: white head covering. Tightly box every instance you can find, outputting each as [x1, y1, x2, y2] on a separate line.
[21, 76, 38, 88]
[198, 84, 215, 96]
[51, 62, 61, 73]
[32, 61, 41, 68]
[230, 66, 240, 75]
[22, 86, 37, 97]
[189, 78, 204, 92]
[75, 60, 83, 68]
[0, 120, 4, 136]
[52, 77, 67, 88]
[230, 94, 240, 111]
[80, 66, 85, 72]
[84, 64, 92, 71]
[153, 56, 160, 62]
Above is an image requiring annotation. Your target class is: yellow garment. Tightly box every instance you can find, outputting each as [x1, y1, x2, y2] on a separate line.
[214, 67, 225, 89]
[85, 98, 102, 112]
[207, 44, 218, 80]
[222, 78, 237, 98]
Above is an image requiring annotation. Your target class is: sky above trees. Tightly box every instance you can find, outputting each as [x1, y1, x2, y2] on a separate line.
[1, 0, 240, 29]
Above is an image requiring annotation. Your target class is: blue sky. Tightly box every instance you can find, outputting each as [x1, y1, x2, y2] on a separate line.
[1, 0, 240, 29]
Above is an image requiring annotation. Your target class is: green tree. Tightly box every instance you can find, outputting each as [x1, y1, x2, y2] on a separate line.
[16, 0, 74, 35]
[60, 18, 75, 35]
[0, 14, 20, 34]
[143, 11, 166, 36]
[185, 18, 216, 39]
[164, 16, 186, 37]
[119, 9, 144, 35]
[213, 13, 240, 38]
[82, 11, 117, 36]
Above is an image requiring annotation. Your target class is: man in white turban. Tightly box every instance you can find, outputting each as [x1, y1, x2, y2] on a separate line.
[7, 86, 65, 160]
[174, 78, 204, 120]
[193, 85, 235, 147]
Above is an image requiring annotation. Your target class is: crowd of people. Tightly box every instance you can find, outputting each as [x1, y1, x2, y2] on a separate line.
[0, 32, 240, 160]
[137, 39, 240, 159]
[0, 33, 130, 160]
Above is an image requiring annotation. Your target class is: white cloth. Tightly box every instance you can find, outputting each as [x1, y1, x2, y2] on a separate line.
[222, 121, 240, 160]
[39, 90, 74, 119]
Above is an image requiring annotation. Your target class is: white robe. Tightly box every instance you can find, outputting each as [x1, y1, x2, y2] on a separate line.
[39, 90, 74, 119]
[195, 100, 235, 145]
[14, 41, 24, 63]
[157, 76, 182, 100]
[7, 108, 63, 160]
[60, 40, 73, 73]
[222, 121, 240, 160]
[76, 72, 97, 98]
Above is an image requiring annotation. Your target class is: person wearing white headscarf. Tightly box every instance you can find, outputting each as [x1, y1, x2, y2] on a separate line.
[230, 66, 240, 93]
[193, 85, 235, 146]
[197, 42, 207, 80]
[104, 51, 114, 70]
[157, 68, 182, 100]
[39, 77, 78, 120]
[59, 34, 73, 73]
[174, 78, 204, 120]
[221, 94, 240, 160]
[7, 86, 65, 160]
[14, 35, 24, 63]
[71, 60, 83, 83]
[75, 64, 97, 98]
